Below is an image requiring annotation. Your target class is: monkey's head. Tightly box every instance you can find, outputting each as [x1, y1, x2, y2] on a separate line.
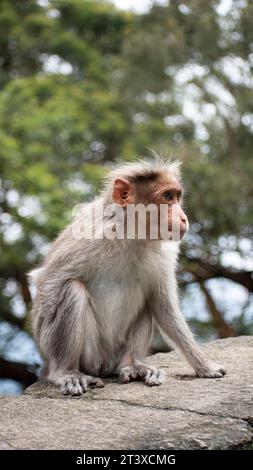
[104, 159, 189, 242]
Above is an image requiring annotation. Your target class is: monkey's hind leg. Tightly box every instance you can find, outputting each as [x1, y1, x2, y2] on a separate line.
[39, 279, 104, 396]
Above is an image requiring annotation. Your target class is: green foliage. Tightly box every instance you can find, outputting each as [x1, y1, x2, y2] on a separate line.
[0, 0, 253, 371]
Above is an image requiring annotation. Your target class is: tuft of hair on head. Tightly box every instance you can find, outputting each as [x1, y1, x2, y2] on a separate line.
[28, 267, 45, 285]
[102, 153, 182, 196]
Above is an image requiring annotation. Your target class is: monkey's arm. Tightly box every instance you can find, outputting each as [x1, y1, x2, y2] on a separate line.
[151, 280, 226, 378]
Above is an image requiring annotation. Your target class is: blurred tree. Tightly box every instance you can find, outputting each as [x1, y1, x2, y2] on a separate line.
[0, 0, 252, 390]
[0, 0, 131, 387]
[113, 0, 253, 336]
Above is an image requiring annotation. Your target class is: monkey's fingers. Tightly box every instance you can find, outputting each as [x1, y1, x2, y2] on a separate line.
[61, 376, 87, 395]
[86, 376, 105, 388]
[119, 371, 131, 383]
[197, 363, 226, 378]
[119, 367, 138, 383]
[120, 376, 129, 384]
[136, 367, 147, 380]
[144, 368, 165, 386]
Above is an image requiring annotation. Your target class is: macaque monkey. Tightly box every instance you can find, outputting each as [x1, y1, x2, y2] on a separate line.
[30, 159, 226, 395]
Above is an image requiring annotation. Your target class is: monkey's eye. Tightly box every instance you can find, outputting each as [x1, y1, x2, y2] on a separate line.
[163, 191, 173, 201]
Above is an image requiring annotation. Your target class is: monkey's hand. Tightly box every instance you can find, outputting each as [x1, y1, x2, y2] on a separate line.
[196, 363, 226, 379]
[119, 364, 166, 386]
[57, 372, 105, 396]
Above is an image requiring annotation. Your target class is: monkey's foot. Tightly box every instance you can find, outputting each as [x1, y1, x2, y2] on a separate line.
[119, 365, 165, 386]
[57, 372, 105, 396]
[196, 363, 226, 379]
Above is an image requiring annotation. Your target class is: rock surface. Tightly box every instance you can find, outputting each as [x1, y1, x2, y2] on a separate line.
[0, 336, 253, 450]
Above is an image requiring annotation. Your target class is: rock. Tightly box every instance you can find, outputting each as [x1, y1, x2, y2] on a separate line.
[0, 336, 253, 450]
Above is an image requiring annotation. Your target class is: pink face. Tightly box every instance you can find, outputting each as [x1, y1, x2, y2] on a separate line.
[151, 178, 189, 239]
[112, 174, 189, 241]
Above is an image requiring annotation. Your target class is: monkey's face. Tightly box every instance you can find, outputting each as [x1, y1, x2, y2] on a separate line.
[112, 173, 189, 241]
[153, 178, 189, 240]
[166, 202, 189, 240]
[135, 174, 189, 241]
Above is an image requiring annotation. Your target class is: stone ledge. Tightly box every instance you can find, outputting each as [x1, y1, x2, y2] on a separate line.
[1, 336, 253, 449]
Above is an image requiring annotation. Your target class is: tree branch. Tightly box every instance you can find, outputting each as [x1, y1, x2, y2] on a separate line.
[15, 269, 32, 304]
[182, 256, 253, 292]
[199, 281, 235, 338]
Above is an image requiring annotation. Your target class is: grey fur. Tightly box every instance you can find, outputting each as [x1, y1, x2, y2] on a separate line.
[30, 160, 225, 395]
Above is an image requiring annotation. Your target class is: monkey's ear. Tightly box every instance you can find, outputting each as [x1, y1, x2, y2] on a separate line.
[112, 178, 134, 206]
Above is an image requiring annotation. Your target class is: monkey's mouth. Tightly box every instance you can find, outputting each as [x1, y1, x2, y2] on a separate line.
[179, 229, 187, 240]
[167, 225, 187, 240]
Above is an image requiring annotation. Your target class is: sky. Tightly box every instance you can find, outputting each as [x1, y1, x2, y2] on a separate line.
[112, 0, 233, 15]
[112, 0, 167, 13]
[38, 0, 234, 16]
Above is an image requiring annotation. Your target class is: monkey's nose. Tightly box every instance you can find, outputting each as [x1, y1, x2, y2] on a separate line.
[180, 219, 189, 238]
[180, 215, 187, 223]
